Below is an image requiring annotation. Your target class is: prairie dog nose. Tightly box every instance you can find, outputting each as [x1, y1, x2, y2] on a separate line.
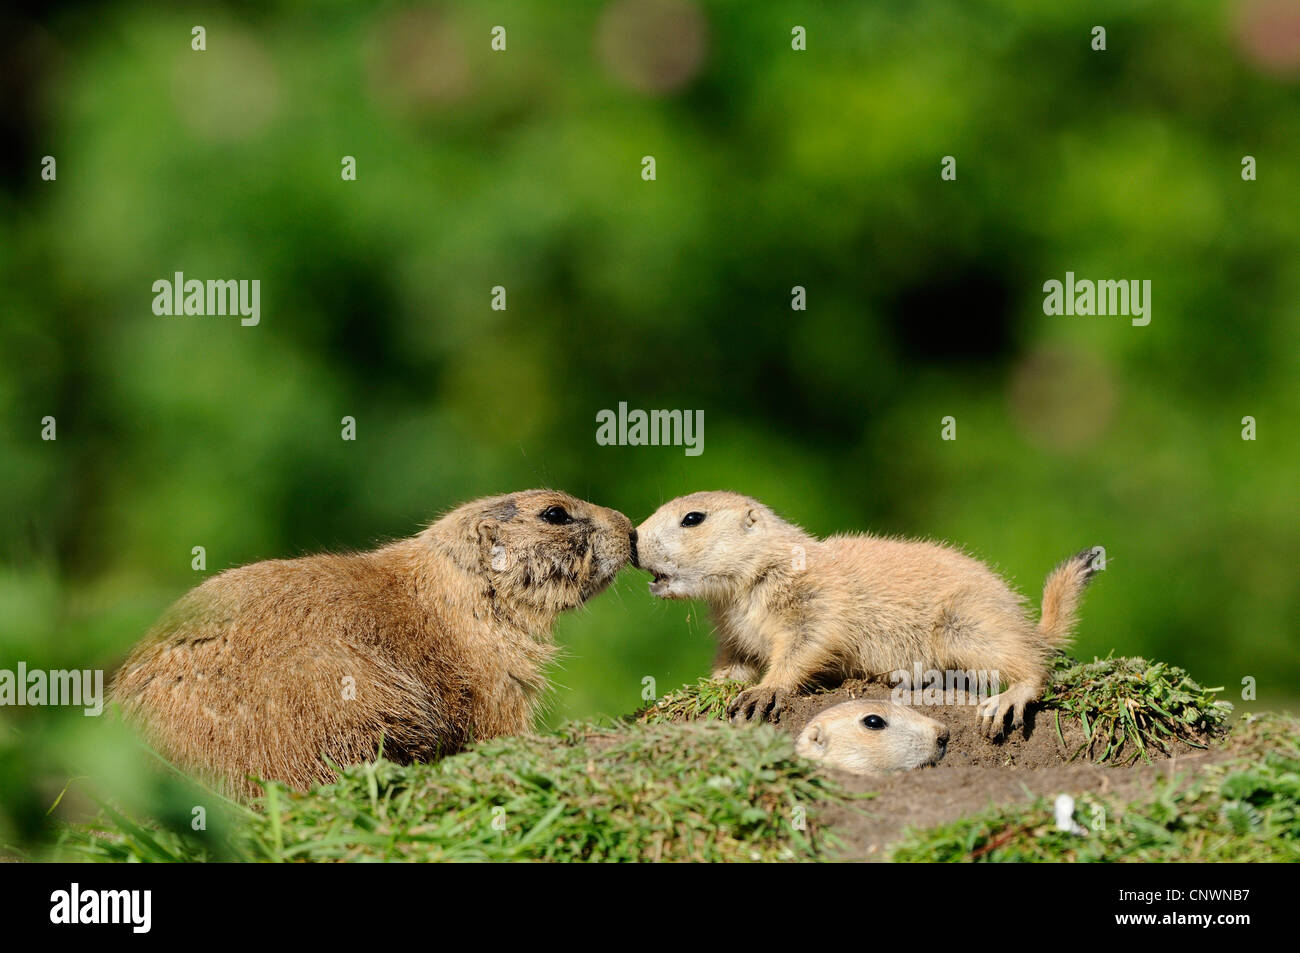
[937, 725, 950, 746]
[630, 529, 640, 568]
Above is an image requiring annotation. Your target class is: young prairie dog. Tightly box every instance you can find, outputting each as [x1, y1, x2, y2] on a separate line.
[633, 491, 1097, 737]
[113, 490, 633, 798]
[795, 700, 949, 775]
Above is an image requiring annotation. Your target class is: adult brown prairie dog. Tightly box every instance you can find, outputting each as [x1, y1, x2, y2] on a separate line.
[633, 491, 1097, 736]
[795, 700, 949, 775]
[112, 490, 633, 798]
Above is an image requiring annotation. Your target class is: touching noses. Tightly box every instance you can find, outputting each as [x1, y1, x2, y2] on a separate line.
[630, 529, 640, 568]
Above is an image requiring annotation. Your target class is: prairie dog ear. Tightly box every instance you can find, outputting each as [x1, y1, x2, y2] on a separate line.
[476, 518, 501, 551]
[477, 519, 509, 571]
[745, 507, 761, 530]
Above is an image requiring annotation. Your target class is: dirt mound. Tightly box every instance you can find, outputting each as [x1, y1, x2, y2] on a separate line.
[770, 679, 1233, 859]
[777, 678, 1171, 770]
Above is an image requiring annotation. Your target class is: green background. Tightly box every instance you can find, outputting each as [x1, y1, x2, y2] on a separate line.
[1, 0, 1297, 850]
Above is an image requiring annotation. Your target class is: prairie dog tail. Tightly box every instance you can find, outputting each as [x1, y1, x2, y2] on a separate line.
[1038, 548, 1099, 646]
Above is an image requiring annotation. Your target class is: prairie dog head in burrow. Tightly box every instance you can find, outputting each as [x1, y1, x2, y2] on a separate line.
[435, 489, 634, 615]
[632, 491, 803, 601]
[795, 700, 949, 775]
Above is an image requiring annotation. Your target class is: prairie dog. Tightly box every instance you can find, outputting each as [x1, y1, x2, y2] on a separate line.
[633, 491, 1096, 736]
[796, 700, 949, 775]
[113, 490, 633, 797]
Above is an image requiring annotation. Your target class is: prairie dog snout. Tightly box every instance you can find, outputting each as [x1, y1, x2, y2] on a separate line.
[796, 700, 949, 775]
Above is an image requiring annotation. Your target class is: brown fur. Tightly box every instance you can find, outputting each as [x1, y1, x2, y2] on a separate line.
[112, 490, 632, 798]
[634, 491, 1097, 735]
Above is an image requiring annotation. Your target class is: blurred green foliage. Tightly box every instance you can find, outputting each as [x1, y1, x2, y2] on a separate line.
[1, 1, 1297, 851]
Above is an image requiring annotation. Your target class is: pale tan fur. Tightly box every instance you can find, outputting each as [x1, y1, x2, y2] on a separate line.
[633, 491, 1096, 735]
[795, 700, 949, 775]
[113, 490, 632, 798]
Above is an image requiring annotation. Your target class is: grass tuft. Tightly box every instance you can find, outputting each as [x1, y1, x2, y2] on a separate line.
[1043, 654, 1233, 764]
[636, 678, 746, 724]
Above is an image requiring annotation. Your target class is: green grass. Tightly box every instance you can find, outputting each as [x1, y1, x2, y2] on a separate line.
[56, 720, 850, 863]
[636, 678, 747, 724]
[48, 655, 1246, 863]
[1043, 655, 1233, 764]
[889, 713, 1300, 862]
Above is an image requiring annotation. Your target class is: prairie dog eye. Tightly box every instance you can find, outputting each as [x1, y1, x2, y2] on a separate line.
[862, 714, 887, 730]
[680, 512, 706, 527]
[540, 506, 573, 525]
